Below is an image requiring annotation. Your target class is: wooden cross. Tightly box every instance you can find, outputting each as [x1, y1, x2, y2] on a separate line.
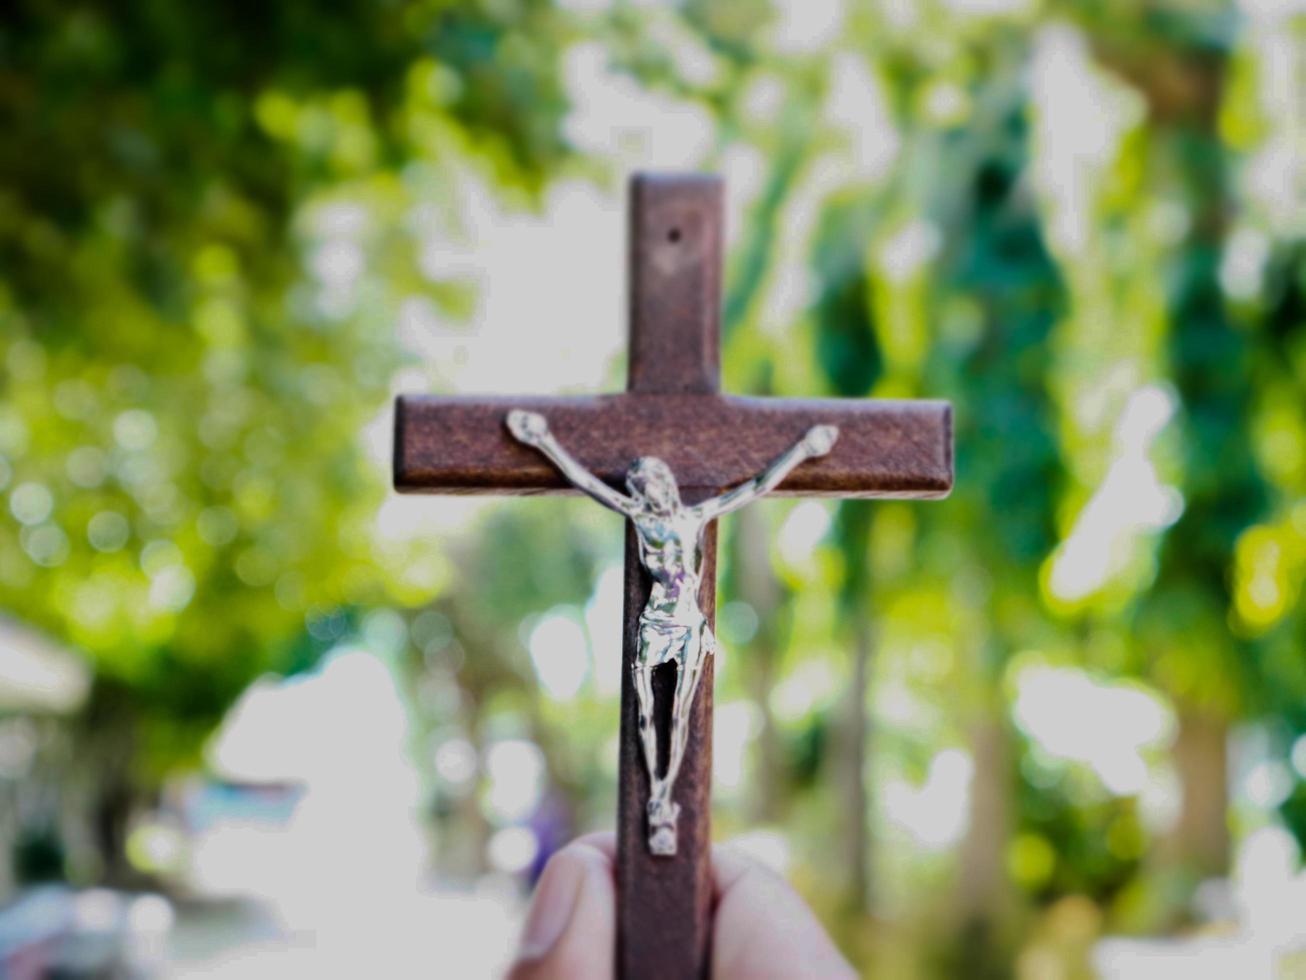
[393, 174, 952, 978]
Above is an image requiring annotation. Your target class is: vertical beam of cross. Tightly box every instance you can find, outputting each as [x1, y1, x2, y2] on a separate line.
[617, 175, 721, 978]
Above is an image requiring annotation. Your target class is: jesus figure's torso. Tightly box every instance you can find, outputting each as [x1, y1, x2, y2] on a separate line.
[631, 511, 707, 628]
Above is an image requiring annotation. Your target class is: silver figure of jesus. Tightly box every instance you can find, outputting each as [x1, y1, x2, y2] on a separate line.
[506, 410, 838, 856]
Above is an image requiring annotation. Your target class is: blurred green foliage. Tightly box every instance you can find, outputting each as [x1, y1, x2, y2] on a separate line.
[2, 0, 1305, 975]
[0, 0, 574, 766]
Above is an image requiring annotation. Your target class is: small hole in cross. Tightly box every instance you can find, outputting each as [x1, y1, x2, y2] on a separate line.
[667, 227, 682, 243]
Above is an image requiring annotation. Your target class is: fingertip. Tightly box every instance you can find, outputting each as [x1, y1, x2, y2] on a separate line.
[570, 830, 617, 862]
[710, 846, 855, 980]
[509, 840, 617, 980]
[710, 842, 762, 897]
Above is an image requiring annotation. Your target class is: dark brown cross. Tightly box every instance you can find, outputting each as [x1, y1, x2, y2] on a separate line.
[393, 174, 952, 978]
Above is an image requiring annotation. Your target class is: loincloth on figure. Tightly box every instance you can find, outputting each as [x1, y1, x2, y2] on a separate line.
[635, 611, 716, 670]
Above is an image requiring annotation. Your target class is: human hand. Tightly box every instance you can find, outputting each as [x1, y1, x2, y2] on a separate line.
[801, 424, 839, 458]
[507, 833, 855, 980]
[508, 410, 550, 446]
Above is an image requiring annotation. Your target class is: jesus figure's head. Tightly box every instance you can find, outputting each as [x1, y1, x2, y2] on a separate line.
[626, 457, 681, 515]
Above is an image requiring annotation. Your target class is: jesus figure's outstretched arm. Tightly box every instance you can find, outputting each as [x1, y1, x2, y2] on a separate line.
[694, 424, 838, 521]
[506, 410, 637, 516]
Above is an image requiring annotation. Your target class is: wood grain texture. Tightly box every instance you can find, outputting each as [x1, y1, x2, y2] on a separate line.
[616, 510, 716, 980]
[627, 174, 721, 395]
[394, 393, 953, 499]
[390, 172, 954, 980]
[620, 175, 720, 980]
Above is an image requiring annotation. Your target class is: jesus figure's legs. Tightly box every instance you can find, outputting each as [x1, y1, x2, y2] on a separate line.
[634, 661, 679, 855]
[633, 620, 715, 856]
[634, 620, 695, 854]
[632, 664, 661, 796]
[662, 624, 712, 797]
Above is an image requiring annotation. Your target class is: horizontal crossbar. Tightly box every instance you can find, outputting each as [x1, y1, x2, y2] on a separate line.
[394, 393, 952, 499]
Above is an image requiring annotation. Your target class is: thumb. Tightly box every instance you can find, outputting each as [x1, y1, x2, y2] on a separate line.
[711, 846, 855, 979]
[508, 837, 616, 980]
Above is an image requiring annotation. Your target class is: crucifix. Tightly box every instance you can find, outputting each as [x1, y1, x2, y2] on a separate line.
[393, 174, 952, 978]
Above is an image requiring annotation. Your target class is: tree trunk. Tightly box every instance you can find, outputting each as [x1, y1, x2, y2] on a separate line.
[931, 703, 1014, 980]
[1167, 707, 1230, 876]
[93, 779, 136, 885]
[955, 713, 1012, 925]
[734, 507, 784, 824]
[837, 615, 873, 914]
[447, 697, 492, 879]
[72, 678, 141, 886]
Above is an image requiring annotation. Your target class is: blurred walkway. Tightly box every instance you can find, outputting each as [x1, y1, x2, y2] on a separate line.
[172, 650, 527, 976]
[169, 881, 524, 978]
